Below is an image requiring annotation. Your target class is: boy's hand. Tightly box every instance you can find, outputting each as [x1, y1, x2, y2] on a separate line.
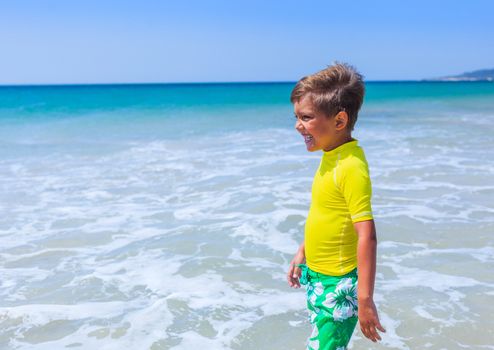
[358, 298, 386, 342]
[287, 250, 305, 288]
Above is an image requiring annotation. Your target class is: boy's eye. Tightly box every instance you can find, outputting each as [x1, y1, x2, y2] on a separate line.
[293, 114, 312, 121]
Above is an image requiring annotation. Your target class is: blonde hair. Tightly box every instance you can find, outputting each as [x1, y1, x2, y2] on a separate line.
[290, 62, 365, 130]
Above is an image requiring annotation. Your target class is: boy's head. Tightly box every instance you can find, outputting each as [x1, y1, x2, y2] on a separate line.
[291, 62, 365, 152]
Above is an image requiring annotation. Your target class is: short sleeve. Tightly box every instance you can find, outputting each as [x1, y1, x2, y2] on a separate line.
[339, 161, 374, 223]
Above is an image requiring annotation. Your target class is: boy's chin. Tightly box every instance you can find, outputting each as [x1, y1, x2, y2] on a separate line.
[306, 145, 321, 152]
[304, 139, 322, 152]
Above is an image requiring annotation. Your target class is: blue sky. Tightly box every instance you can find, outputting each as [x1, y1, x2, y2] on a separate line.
[1, 0, 493, 84]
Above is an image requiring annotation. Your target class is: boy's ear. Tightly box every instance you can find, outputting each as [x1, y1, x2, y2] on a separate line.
[334, 111, 349, 131]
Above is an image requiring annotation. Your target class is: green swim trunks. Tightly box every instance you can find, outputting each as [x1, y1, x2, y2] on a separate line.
[296, 264, 359, 350]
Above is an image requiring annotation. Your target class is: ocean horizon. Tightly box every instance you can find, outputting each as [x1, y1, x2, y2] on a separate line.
[1, 81, 493, 349]
[2, 79, 493, 86]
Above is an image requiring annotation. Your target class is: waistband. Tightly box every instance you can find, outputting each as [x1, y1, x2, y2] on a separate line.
[294, 264, 357, 285]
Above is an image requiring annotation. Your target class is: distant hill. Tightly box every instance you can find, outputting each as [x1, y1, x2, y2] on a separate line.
[424, 68, 494, 82]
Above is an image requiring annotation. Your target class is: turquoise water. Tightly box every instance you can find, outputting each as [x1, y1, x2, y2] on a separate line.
[0, 82, 493, 349]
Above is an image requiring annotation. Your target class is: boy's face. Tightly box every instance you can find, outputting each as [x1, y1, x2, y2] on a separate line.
[294, 95, 344, 152]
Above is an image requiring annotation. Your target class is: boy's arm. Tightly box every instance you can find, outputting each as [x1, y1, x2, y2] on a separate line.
[287, 240, 305, 288]
[355, 219, 386, 342]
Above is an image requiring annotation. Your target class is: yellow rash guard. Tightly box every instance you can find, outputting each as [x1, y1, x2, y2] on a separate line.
[305, 139, 373, 276]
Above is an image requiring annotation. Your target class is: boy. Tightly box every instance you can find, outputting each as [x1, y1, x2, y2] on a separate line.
[287, 62, 385, 350]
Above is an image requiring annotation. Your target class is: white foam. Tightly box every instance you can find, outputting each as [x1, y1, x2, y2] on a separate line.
[2, 106, 494, 349]
[412, 306, 459, 327]
[0, 301, 129, 325]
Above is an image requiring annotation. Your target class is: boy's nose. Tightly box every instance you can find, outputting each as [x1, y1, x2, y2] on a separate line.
[295, 119, 304, 132]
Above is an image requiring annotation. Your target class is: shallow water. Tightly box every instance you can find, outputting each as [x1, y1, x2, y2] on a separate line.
[0, 82, 493, 349]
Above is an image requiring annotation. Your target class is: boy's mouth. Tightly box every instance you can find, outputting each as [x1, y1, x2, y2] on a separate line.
[303, 134, 314, 147]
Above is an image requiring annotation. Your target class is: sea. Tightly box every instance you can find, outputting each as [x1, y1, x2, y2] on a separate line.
[0, 81, 493, 349]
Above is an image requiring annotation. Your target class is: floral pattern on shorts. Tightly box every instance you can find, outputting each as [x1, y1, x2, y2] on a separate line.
[296, 264, 359, 350]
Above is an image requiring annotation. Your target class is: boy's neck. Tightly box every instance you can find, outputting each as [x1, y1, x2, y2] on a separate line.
[323, 134, 354, 152]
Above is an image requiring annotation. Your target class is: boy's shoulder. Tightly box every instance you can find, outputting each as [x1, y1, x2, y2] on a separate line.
[340, 144, 369, 169]
[337, 146, 371, 182]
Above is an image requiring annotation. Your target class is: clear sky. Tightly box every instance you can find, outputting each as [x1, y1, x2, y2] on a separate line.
[1, 0, 493, 84]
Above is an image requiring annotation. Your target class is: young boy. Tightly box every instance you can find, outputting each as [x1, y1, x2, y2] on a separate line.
[287, 62, 385, 350]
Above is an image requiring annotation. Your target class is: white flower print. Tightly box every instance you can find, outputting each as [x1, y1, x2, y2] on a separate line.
[309, 306, 320, 324]
[322, 292, 337, 309]
[337, 278, 358, 308]
[336, 278, 353, 294]
[333, 305, 354, 322]
[310, 324, 319, 338]
[308, 338, 319, 350]
[307, 324, 319, 350]
[309, 282, 324, 305]
[313, 282, 324, 296]
[322, 277, 358, 321]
